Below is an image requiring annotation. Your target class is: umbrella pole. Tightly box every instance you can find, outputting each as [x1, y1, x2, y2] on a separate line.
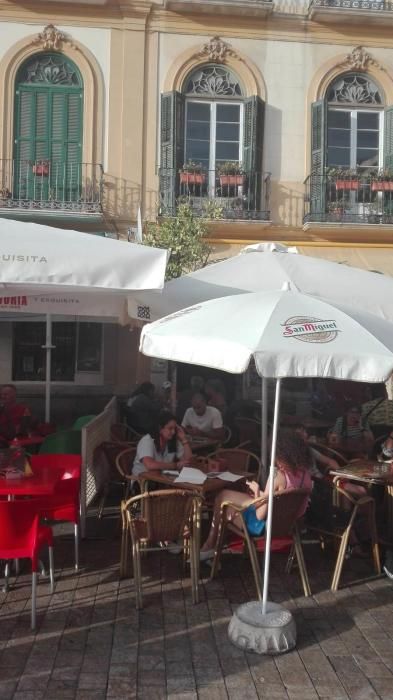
[43, 314, 54, 422]
[261, 377, 268, 484]
[229, 376, 295, 654]
[262, 377, 281, 615]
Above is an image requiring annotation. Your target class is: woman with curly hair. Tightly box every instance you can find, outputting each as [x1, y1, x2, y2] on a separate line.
[199, 430, 312, 561]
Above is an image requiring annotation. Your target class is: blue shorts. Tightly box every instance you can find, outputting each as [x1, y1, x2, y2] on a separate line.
[243, 504, 265, 536]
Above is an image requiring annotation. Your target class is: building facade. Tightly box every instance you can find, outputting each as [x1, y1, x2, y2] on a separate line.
[0, 0, 393, 417]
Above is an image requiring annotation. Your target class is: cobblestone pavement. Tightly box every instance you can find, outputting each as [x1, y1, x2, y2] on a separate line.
[1, 512, 393, 700]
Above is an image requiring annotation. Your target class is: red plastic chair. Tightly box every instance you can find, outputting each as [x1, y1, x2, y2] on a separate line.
[30, 454, 81, 571]
[0, 500, 54, 629]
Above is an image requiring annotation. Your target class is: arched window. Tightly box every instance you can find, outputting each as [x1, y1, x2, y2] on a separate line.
[13, 52, 83, 201]
[160, 63, 265, 218]
[308, 72, 393, 221]
[311, 72, 386, 176]
[183, 64, 244, 171]
[326, 73, 383, 172]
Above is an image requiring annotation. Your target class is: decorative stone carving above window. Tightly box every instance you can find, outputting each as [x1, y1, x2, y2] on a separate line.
[327, 73, 382, 105]
[32, 24, 77, 52]
[184, 64, 243, 97]
[17, 54, 82, 86]
[339, 46, 382, 73]
[198, 36, 238, 63]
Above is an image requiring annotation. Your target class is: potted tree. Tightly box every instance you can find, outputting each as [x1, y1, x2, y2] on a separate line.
[328, 167, 360, 191]
[32, 160, 50, 176]
[370, 169, 393, 192]
[217, 162, 245, 187]
[179, 161, 206, 186]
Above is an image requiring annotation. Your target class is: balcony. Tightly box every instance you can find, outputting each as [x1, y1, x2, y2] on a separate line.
[304, 171, 393, 226]
[164, 0, 273, 17]
[0, 160, 103, 221]
[159, 167, 271, 221]
[309, 0, 393, 25]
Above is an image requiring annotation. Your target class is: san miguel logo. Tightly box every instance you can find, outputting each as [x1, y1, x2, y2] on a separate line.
[282, 316, 340, 344]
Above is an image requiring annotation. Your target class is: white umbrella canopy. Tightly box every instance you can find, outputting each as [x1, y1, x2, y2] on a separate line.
[0, 218, 168, 295]
[0, 218, 168, 419]
[140, 288, 393, 383]
[129, 242, 393, 323]
[140, 287, 393, 613]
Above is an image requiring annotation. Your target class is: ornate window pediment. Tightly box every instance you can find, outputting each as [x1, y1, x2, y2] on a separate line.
[184, 64, 243, 97]
[327, 73, 382, 105]
[16, 53, 82, 87]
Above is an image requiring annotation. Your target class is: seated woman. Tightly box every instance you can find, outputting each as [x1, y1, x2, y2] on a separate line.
[132, 410, 193, 477]
[199, 430, 312, 561]
[329, 404, 374, 446]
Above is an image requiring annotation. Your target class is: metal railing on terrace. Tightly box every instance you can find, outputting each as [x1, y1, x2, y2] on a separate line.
[0, 160, 103, 214]
[159, 167, 271, 221]
[309, 0, 393, 11]
[304, 171, 393, 225]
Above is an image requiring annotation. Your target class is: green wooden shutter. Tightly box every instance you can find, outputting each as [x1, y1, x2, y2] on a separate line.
[243, 96, 265, 214]
[384, 106, 393, 171]
[14, 66, 83, 203]
[160, 91, 185, 215]
[310, 100, 326, 217]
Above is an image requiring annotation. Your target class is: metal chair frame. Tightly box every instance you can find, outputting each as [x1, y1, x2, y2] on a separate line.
[120, 489, 202, 609]
[209, 488, 311, 598]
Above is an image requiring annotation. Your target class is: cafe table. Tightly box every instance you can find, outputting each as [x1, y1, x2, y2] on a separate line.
[330, 459, 393, 539]
[137, 465, 253, 582]
[0, 465, 59, 497]
[0, 466, 60, 591]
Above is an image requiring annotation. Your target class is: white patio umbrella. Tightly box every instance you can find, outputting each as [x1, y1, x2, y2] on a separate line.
[128, 241, 393, 323]
[140, 287, 393, 626]
[131, 240, 393, 469]
[0, 218, 168, 419]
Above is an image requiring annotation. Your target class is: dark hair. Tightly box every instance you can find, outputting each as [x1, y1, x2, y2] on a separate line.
[275, 430, 311, 474]
[150, 410, 177, 451]
[131, 381, 155, 398]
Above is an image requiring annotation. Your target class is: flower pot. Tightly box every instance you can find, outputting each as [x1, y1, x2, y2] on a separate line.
[32, 163, 49, 176]
[180, 172, 206, 185]
[371, 181, 393, 192]
[219, 174, 245, 187]
[335, 179, 359, 191]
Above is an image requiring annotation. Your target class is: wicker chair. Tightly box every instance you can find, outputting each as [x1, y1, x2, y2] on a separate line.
[120, 489, 202, 608]
[207, 448, 261, 480]
[307, 475, 381, 591]
[209, 487, 311, 598]
[94, 441, 136, 519]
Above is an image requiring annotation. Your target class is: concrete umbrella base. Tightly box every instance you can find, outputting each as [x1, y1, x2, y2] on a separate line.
[228, 601, 296, 655]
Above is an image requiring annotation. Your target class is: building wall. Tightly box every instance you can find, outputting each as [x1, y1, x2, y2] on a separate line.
[1, 0, 393, 413]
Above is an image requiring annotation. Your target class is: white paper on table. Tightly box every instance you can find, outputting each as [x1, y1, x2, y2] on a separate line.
[217, 471, 244, 482]
[174, 467, 207, 484]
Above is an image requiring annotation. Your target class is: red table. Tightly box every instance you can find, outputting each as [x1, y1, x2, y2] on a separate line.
[0, 466, 59, 497]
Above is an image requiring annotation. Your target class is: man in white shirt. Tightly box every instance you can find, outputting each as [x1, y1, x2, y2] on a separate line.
[182, 392, 225, 440]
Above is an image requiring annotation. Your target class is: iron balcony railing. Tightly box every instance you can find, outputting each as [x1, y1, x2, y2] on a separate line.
[159, 167, 271, 221]
[304, 172, 393, 224]
[309, 0, 393, 11]
[0, 160, 103, 214]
